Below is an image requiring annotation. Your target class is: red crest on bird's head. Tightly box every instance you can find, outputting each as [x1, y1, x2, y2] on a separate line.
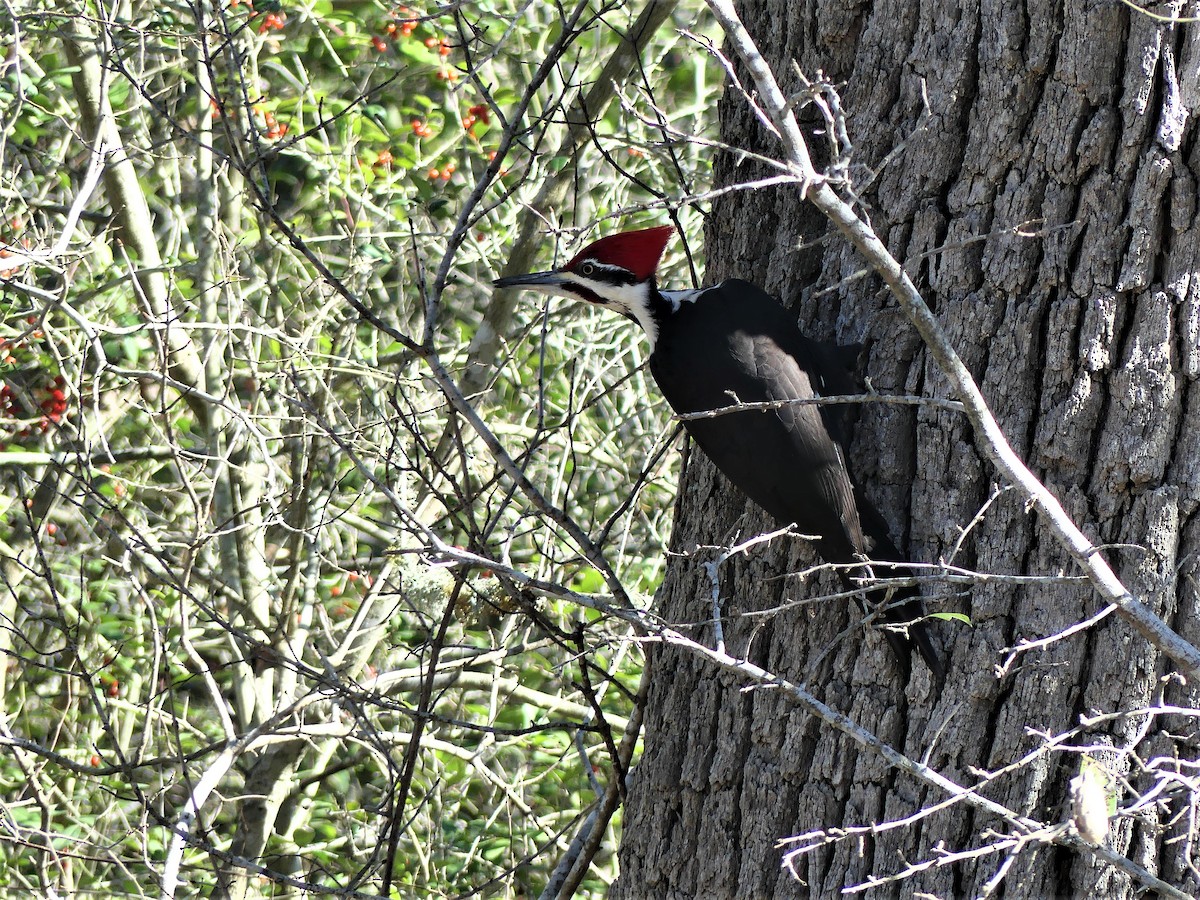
[565, 225, 675, 281]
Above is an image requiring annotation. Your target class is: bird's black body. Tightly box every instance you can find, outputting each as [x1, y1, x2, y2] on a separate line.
[494, 225, 943, 678]
[650, 280, 864, 561]
[649, 279, 942, 677]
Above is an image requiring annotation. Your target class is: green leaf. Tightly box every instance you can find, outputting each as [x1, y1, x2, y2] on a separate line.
[930, 611, 972, 625]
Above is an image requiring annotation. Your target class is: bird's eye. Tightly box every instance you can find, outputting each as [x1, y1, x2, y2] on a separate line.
[578, 261, 596, 277]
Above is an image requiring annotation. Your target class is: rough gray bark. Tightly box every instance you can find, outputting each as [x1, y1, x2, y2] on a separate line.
[615, 1, 1200, 898]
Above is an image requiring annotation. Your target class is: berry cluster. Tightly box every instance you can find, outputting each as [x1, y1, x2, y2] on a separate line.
[462, 103, 490, 135]
[424, 35, 451, 57]
[0, 372, 68, 448]
[0, 248, 18, 280]
[426, 160, 456, 181]
[257, 10, 286, 34]
[1, 217, 28, 279]
[377, 6, 420, 47]
[0, 382, 17, 419]
[254, 105, 289, 140]
[374, 6, 458, 81]
[208, 99, 287, 139]
[329, 570, 374, 619]
[228, 0, 286, 35]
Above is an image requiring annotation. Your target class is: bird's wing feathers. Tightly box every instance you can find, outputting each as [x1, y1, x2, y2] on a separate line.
[744, 332, 867, 561]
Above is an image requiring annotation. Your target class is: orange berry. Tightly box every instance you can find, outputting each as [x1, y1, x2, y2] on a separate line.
[372, 35, 387, 52]
[45, 523, 57, 536]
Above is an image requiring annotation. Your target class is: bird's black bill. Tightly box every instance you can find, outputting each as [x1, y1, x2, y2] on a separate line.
[492, 270, 567, 290]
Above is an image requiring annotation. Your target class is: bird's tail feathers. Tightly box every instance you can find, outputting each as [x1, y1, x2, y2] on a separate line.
[868, 570, 945, 681]
[846, 524, 946, 680]
[849, 504, 950, 681]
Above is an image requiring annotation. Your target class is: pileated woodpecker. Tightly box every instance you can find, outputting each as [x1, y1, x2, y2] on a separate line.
[494, 225, 943, 678]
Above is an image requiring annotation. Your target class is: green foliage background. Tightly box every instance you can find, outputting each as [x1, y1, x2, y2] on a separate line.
[0, 0, 718, 895]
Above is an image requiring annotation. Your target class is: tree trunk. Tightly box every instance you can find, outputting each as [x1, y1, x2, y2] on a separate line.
[614, 1, 1200, 897]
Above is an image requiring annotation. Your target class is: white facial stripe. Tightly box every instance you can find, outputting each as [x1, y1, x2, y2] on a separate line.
[563, 273, 659, 350]
[582, 261, 632, 278]
[660, 288, 706, 310]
